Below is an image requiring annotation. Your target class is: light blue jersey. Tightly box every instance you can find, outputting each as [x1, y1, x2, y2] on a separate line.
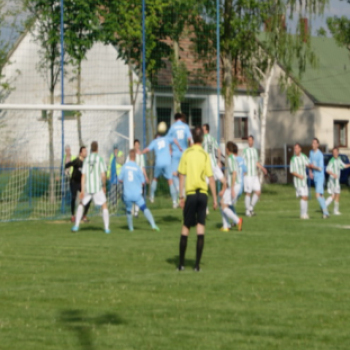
[147, 136, 172, 168]
[167, 120, 192, 158]
[119, 161, 145, 202]
[309, 149, 324, 180]
[236, 156, 246, 196]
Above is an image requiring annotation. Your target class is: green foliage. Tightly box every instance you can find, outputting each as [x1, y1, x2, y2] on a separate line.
[327, 15, 350, 50]
[171, 56, 188, 112]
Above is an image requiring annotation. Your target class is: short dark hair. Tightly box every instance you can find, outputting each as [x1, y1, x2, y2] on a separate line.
[203, 123, 210, 132]
[79, 146, 86, 154]
[313, 137, 320, 144]
[232, 143, 238, 154]
[248, 135, 254, 140]
[91, 141, 98, 152]
[192, 126, 204, 144]
[295, 143, 302, 149]
[226, 141, 234, 153]
[134, 139, 140, 145]
[175, 113, 182, 121]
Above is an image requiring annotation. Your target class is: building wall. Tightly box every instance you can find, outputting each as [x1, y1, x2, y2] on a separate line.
[0, 30, 143, 166]
[315, 106, 350, 155]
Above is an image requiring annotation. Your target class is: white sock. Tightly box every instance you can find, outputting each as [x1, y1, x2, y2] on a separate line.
[75, 204, 84, 227]
[223, 207, 239, 225]
[325, 196, 333, 208]
[251, 193, 259, 209]
[103, 209, 109, 230]
[221, 210, 230, 229]
[334, 201, 339, 213]
[245, 195, 251, 211]
[300, 199, 307, 216]
[135, 205, 139, 215]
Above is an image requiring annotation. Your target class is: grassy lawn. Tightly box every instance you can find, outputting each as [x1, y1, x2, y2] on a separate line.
[1, 184, 350, 350]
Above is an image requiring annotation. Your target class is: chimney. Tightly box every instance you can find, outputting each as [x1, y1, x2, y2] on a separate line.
[300, 17, 309, 43]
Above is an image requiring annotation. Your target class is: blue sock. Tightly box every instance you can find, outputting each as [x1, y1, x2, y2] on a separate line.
[170, 184, 177, 203]
[173, 176, 180, 194]
[317, 196, 327, 213]
[229, 205, 236, 214]
[143, 208, 156, 228]
[126, 213, 133, 231]
[151, 180, 157, 199]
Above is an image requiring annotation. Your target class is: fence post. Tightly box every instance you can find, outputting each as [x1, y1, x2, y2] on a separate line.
[29, 167, 33, 208]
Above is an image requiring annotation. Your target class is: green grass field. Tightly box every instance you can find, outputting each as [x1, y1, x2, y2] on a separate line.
[1, 185, 350, 350]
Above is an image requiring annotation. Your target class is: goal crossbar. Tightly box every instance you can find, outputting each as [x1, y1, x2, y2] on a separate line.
[0, 104, 134, 149]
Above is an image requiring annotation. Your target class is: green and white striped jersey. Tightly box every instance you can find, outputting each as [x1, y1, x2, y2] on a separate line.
[203, 134, 219, 167]
[326, 157, 345, 188]
[227, 154, 241, 188]
[126, 153, 145, 169]
[243, 147, 259, 176]
[82, 153, 107, 194]
[290, 153, 309, 188]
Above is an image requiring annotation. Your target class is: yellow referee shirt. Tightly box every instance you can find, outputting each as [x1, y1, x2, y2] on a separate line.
[178, 144, 213, 195]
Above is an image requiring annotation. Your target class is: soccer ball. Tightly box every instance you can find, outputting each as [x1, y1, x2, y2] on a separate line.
[158, 121, 167, 134]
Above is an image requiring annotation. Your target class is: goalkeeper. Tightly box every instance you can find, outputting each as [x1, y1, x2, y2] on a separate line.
[65, 146, 91, 223]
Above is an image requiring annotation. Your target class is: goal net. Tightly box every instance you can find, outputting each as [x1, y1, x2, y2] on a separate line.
[0, 104, 134, 221]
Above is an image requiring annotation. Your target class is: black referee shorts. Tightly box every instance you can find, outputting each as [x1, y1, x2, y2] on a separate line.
[183, 191, 208, 228]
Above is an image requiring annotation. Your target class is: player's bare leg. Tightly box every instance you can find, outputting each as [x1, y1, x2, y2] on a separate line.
[150, 178, 158, 203]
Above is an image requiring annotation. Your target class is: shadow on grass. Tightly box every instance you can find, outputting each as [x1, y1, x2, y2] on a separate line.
[78, 226, 105, 232]
[159, 215, 182, 223]
[166, 255, 196, 268]
[59, 309, 125, 350]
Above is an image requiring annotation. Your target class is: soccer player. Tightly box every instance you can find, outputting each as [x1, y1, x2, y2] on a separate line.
[202, 123, 222, 179]
[107, 144, 124, 206]
[167, 113, 192, 197]
[177, 126, 218, 272]
[325, 147, 350, 215]
[290, 143, 311, 219]
[72, 141, 110, 234]
[221, 142, 243, 231]
[143, 132, 178, 207]
[126, 139, 149, 217]
[243, 135, 267, 217]
[65, 146, 91, 223]
[234, 149, 247, 198]
[119, 149, 159, 232]
[309, 138, 329, 218]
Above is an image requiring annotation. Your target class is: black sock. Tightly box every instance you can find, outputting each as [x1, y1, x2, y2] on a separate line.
[71, 198, 76, 216]
[195, 235, 205, 269]
[83, 200, 91, 217]
[179, 235, 188, 267]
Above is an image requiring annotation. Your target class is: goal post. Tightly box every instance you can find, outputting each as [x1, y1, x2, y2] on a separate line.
[0, 104, 134, 221]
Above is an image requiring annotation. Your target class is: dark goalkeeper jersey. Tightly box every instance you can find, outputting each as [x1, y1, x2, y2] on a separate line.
[65, 157, 83, 184]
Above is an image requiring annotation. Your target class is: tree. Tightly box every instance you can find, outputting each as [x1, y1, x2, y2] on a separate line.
[327, 5, 350, 51]
[0, 0, 22, 102]
[24, 0, 63, 203]
[194, 0, 266, 143]
[256, 0, 327, 182]
[64, 0, 101, 147]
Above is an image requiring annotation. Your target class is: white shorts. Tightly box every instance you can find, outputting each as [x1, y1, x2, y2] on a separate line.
[244, 176, 261, 194]
[82, 190, 107, 206]
[296, 186, 309, 198]
[327, 184, 341, 195]
[206, 165, 224, 184]
[222, 184, 241, 205]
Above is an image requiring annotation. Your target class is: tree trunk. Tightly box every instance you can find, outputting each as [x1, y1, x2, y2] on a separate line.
[76, 63, 83, 147]
[222, 51, 234, 144]
[48, 89, 55, 204]
[259, 63, 275, 183]
[172, 40, 181, 115]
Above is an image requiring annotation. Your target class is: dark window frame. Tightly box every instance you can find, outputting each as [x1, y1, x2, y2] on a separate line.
[234, 117, 249, 140]
[334, 120, 348, 148]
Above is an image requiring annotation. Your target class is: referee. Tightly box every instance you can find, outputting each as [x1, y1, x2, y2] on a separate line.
[177, 126, 218, 272]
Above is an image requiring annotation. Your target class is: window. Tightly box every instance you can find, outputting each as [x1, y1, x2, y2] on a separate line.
[334, 121, 348, 148]
[234, 117, 249, 139]
[191, 108, 202, 127]
[157, 108, 172, 129]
